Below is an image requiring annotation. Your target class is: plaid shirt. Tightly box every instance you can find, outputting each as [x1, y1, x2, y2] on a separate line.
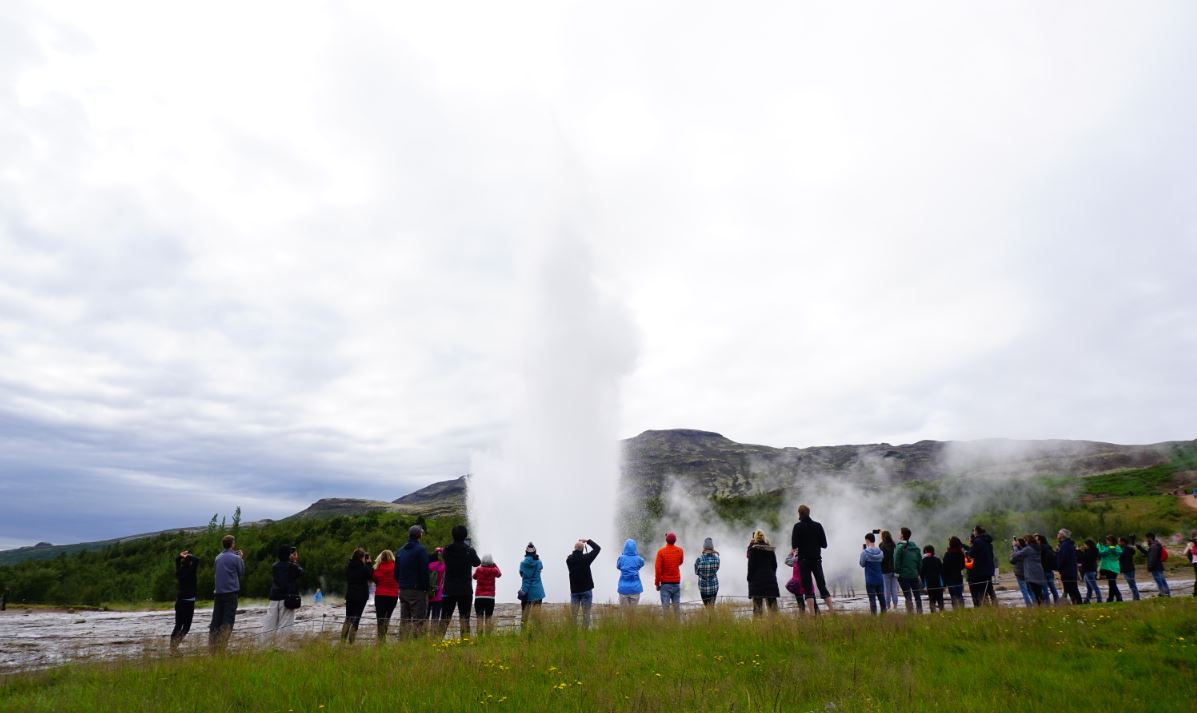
[694, 552, 720, 597]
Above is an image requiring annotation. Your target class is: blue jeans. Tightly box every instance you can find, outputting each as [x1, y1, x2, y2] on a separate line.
[570, 590, 593, 628]
[1150, 570, 1171, 596]
[883, 573, 899, 607]
[1083, 571, 1103, 603]
[1043, 576, 1060, 603]
[1016, 578, 1033, 607]
[865, 583, 886, 614]
[1123, 573, 1140, 601]
[659, 583, 681, 614]
[947, 583, 965, 609]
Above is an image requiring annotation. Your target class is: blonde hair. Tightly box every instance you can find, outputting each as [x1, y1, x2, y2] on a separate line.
[377, 549, 395, 564]
[752, 530, 770, 545]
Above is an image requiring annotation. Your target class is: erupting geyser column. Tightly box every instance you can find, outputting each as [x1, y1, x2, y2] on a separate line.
[469, 222, 638, 603]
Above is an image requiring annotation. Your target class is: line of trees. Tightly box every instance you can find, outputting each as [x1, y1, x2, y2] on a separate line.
[0, 511, 457, 606]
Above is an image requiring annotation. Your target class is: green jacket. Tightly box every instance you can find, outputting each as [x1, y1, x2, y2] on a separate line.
[894, 540, 921, 579]
[1096, 544, 1121, 574]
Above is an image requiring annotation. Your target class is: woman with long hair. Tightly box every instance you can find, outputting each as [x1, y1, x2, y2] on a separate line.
[372, 549, 398, 642]
[941, 536, 966, 609]
[342, 547, 373, 643]
[879, 530, 898, 610]
[747, 530, 779, 617]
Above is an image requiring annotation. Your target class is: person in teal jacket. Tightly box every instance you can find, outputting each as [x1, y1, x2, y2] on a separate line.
[519, 543, 545, 615]
[616, 539, 646, 606]
[1096, 536, 1123, 602]
[893, 527, 923, 614]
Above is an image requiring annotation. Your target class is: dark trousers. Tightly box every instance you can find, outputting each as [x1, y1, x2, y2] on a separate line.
[474, 597, 495, 618]
[968, 578, 996, 606]
[1102, 571, 1123, 601]
[898, 577, 923, 613]
[1062, 579, 1083, 605]
[946, 583, 965, 609]
[799, 558, 830, 600]
[751, 597, 778, 617]
[374, 595, 398, 640]
[1026, 581, 1046, 604]
[926, 586, 944, 612]
[438, 592, 474, 637]
[171, 598, 195, 651]
[208, 592, 238, 653]
[399, 589, 428, 639]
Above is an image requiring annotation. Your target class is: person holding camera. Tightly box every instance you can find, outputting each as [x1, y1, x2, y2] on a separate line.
[1135, 532, 1171, 597]
[859, 532, 886, 614]
[262, 544, 304, 645]
[342, 547, 374, 643]
[1096, 535, 1124, 602]
[170, 549, 199, 653]
[439, 525, 482, 638]
[1010, 536, 1046, 605]
[966, 526, 997, 606]
[941, 537, 967, 609]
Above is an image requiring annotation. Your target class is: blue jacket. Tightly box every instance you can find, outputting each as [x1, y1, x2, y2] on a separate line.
[616, 539, 645, 595]
[519, 555, 545, 601]
[395, 538, 430, 591]
[859, 545, 884, 587]
[213, 549, 244, 595]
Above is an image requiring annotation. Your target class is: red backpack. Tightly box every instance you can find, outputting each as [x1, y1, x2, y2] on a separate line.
[1159, 544, 1169, 562]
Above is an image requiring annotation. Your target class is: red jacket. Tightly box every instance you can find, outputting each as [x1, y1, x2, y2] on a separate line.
[655, 544, 684, 586]
[373, 560, 398, 597]
[473, 564, 502, 597]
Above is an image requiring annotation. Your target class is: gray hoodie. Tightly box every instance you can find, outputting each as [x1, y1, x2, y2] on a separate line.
[1010, 544, 1045, 585]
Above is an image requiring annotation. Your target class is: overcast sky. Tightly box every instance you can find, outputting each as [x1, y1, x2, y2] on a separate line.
[2, 2, 1195, 549]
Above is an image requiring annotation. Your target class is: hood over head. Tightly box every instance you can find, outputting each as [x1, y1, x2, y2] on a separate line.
[622, 539, 639, 557]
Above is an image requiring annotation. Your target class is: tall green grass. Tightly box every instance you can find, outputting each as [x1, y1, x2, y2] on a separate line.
[4, 600, 1196, 712]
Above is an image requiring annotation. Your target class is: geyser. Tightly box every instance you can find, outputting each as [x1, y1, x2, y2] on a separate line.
[469, 222, 637, 603]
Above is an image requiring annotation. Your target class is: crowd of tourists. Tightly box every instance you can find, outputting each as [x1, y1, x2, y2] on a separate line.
[172, 506, 1197, 653]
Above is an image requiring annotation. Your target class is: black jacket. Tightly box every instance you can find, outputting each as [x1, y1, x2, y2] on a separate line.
[269, 561, 304, 601]
[746, 545, 780, 598]
[345, 559, 374, 602]
[1079, 546, 1099, 574]
[920, 555, 944, 590]
[1136, 541, 1164, 572]
[441, 540, 482, 597]
[1119, 546, 1136, 575]
[966, 533, 995, 580]
[175, 554, 199, 599]
[879, 541, 895, 574]
[941, 548, 965, 586]
[1057, 538, 1079, 581]
[1040, 543, 1057, 573]
[791, 518, 828, 561]
[566, 540, 601, 594]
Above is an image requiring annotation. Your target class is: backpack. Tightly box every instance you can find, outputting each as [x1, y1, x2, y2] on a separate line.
[785, 561, 805, 596]
[1159, 544, 1169, 563]
[429, 568, 442, 598]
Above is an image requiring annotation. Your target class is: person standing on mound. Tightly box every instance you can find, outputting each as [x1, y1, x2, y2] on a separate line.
[746, 530, 779, 617]
[519, 543, 545, 617]
[566, 538, 601, 628]
[616, 539, 646, 607]
[655, 532, 684, 616]
[694, 538, 721, 607]
[791, 505, 833, 612]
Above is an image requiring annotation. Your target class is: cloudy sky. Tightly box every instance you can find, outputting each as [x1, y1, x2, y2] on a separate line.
[2, 2, 1195, 549]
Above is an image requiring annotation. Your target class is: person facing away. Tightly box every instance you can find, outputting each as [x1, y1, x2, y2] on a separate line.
[519, 543, 545, 616]
[791, 504, 832, 612]
[1080, 538, 1103, 603]
[1118, 537, 1140, 601]
[859, 533, 886, 615]
[616, 539, 646, 607]
[879, 529, 899, 610]
[893, 527, 923, 614]
[965, 526, 997, 606]
[372, 550, 399, 642]
[262, 544, 304, 644]
[171, 549, 199, 653]
[694, 538, 721, 607]
[566, 538, 602, 628]
[1055, 529, 1083, 605]
[940, 537, 966, 610]
[746, 530, 779, 617]
[427, 548, 446, 621]
[921, 545, 945, 612]
[655, 532, 684, 615]
[208, 535, 245, 654]
[1009, 537, 1033, 607]
[342, 547, 374, 643]
[1036, 534, 1061, 604]
[1135, 532, 1171, 597]
[473, 553, 502, 634]
[1096, 535, 1123, 602]
[395, 525, 431, 639]
[1012, 535, 1047, 605]
[439, 525, 482, 638]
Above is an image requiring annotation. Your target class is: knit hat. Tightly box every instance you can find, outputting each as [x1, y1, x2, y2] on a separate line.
[665, 532, 677, 545]
[702, 537, 714, 551]
[526, 542, 537, 554]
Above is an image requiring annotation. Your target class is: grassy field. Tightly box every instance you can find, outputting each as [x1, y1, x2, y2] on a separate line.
[3, 599, 1196, 712]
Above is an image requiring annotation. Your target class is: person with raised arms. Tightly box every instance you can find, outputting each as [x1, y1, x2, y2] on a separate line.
[616, 539, 646, 607]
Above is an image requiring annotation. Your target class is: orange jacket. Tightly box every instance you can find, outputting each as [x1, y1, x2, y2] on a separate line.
[655, 544, 684, 586]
